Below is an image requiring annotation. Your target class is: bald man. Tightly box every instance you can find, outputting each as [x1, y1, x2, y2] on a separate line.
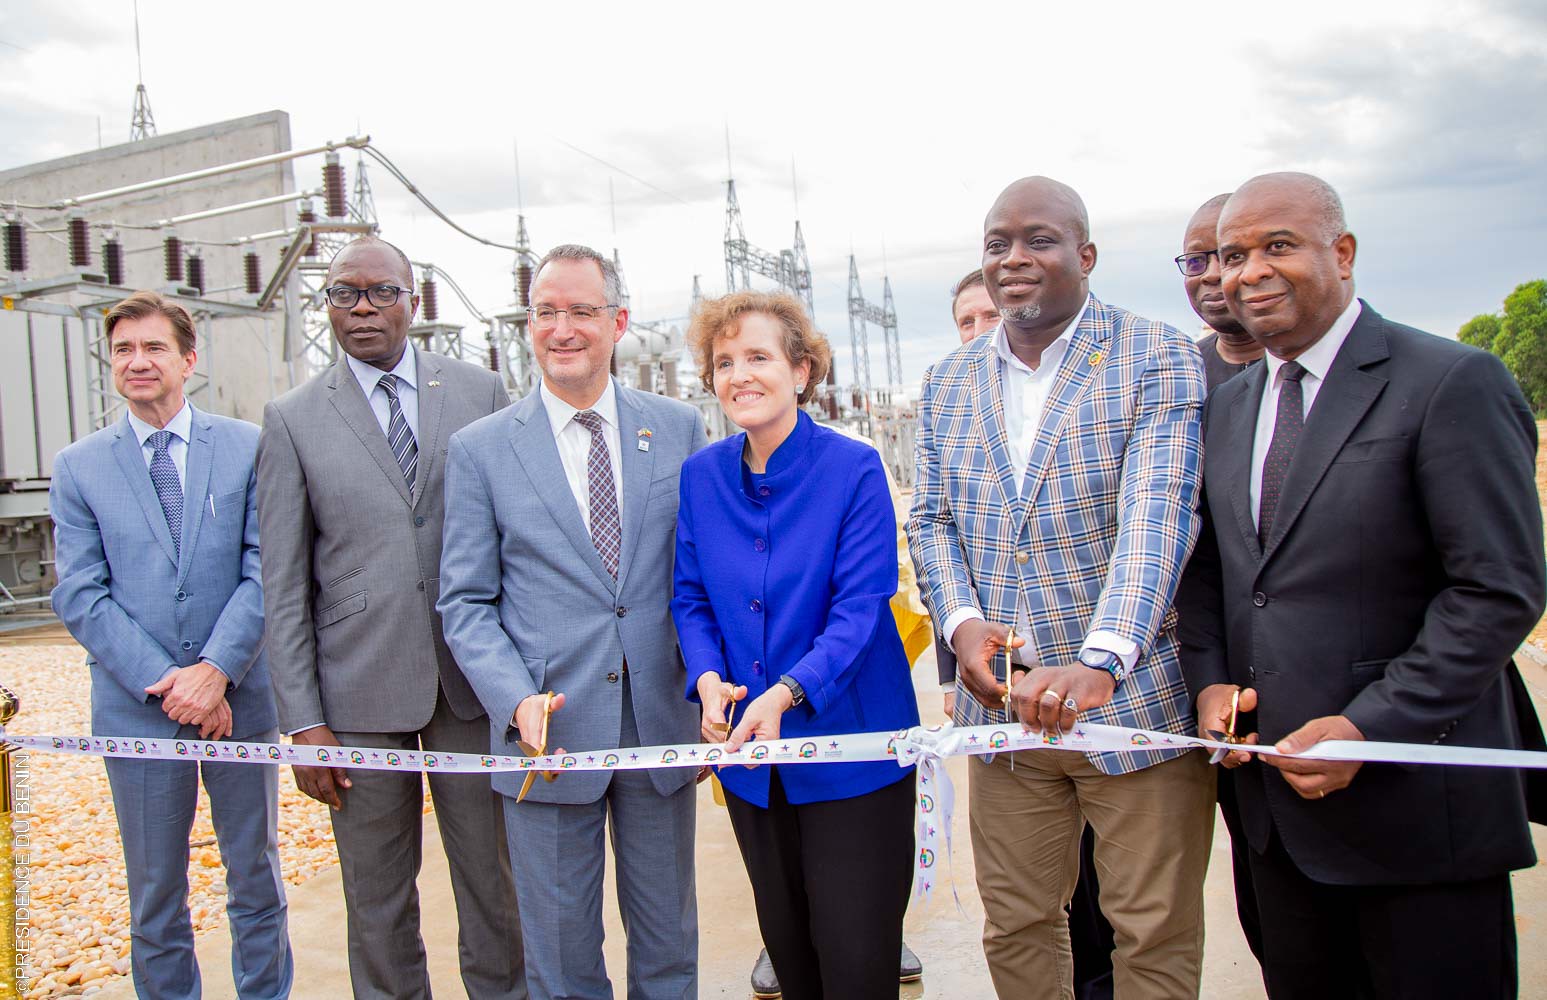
[1176, 194, 1262, 390]
[910, 177, 1213, 998]
[1177, 172, 1542, 998]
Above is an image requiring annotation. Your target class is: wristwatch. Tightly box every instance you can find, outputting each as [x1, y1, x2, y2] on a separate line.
[1077, 647, 1122, 681]
[776, 674, 807, 707]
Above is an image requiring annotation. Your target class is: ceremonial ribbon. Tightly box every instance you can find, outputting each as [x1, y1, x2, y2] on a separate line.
[8, 722, 1547, 903]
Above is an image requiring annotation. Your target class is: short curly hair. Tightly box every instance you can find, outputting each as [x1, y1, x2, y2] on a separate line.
[687, 291, 832, 406]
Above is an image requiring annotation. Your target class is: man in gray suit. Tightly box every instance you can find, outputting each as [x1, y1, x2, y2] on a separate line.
[256, 237, 524, 1000]
[438, 244, 706, 1000]
[51, 290, 291, 1000]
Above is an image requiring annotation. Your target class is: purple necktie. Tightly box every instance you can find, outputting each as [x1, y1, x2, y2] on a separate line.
[573, 410, 621, 578]
[1258, 361, 1306, 544]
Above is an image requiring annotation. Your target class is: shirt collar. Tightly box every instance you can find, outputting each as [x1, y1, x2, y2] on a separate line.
[540, 377, 619, 437]
[1263, 296, 1362, 385]
[128, 400, 193, 447]
[990, 293, 1090, 376]
[346, 345, 418, 397]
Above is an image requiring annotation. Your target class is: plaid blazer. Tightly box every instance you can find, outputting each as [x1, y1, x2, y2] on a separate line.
[907, 296, 1205, 774]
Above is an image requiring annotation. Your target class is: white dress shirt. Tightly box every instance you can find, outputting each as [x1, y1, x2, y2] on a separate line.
[940, 296, 1138, 672]
[540, 378, 624, 524]
[346, 347, 420, 441]
[127, 400, 193, 490]
[1249, 297, 1362, 527]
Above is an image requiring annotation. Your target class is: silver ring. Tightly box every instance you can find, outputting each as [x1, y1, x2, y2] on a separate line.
[1063, 697, 1079, 712]
[1041, 690, 1063, 704]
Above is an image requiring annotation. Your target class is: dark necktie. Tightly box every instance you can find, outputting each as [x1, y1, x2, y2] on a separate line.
[574, 410, 621, 579]
[1258, 360, 1307, 544]
[379, 374, 418, 489]
[147, 430, 183, 558]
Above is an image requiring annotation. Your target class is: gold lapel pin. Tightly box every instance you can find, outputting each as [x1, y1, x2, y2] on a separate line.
[427, 380, 441, 388]
[1087, 351, 1103, 367]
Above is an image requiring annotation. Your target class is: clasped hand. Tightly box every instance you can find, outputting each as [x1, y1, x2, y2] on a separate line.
[145, 661, 232, 739]
[952, 620, 1116, 731]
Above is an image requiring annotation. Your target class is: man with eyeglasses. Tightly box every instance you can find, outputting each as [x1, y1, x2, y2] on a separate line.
[438, 244, 707, 1000]
[256, 236, 525, 1000]
[1176, 194, 1263, 390]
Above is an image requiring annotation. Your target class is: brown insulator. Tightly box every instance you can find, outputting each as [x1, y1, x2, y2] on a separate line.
[3, 217, 26, 273]
[68, 214, 90, 268]
[244, 251, 261, 295]
[298, 208, 317, 257]
[420, 276, 439, 322]
[163, 234, 183, 282]
[186, 251, 205, 295]
[323, 153, 347, 218]
[516, 262, 533, 307]
[487, 344, 501, 373]
[103, 237, 125, 286]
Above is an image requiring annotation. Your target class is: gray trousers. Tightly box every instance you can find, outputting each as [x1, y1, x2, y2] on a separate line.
[501, 677, 697, 1000]
[104, 727, 292, 1000]
[331, 690, 525, 1000]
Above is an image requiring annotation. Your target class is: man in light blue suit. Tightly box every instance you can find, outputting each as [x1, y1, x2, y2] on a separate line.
[51, 291, 291, 1000]
[439, 244, 706, 1000]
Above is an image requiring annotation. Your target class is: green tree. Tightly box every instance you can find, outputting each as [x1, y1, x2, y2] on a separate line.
[1459, 280, 1547, 412]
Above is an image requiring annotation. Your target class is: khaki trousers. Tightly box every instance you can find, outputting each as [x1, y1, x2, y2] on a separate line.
[969, 747, 1215, 1000]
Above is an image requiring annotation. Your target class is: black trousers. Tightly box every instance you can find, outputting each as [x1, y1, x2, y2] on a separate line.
[724, 769, 915, 1000]
[1249, 831, 1517, 1000]
[1217, 769, 1265, 965]
[1067, 824, 1115, 1000]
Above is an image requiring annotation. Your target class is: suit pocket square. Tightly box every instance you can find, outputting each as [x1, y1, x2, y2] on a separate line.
[316, 591, 367, 629]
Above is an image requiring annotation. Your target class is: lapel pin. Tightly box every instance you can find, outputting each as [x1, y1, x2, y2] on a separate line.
[637, 427, 652, 452]
[427, 379, 441, 388]
[1087, 351, 1103, 367]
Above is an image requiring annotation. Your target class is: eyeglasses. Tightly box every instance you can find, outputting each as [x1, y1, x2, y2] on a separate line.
[1174, 250, 1220, 277]
[529, 304, 619, 329]
[324, 284, 413, 309]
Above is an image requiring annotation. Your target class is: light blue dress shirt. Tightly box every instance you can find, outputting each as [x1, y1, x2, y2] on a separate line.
[126, 400, 193, 490]
[346, 346, 420, 440]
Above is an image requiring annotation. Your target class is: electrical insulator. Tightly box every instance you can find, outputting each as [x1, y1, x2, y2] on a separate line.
[323, 152, 347, 218]
[68, 213, 90, 268]
[516, 262, 533, 307]
[420, 274, 439, 322]
[4, 214, 27, 273]
[163, 233, 183, 283]
[244, 251, 262, 295]
[186, 250, 205, 295]
[487, 344, 501, 373]
[298, 205, 318, 257]
[103, 234, 125, 286]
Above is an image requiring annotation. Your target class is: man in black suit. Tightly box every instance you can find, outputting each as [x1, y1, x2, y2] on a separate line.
[1176, 171, 1543, 999]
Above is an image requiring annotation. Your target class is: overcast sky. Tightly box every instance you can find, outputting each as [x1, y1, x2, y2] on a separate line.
[2, 0, 1543, 389]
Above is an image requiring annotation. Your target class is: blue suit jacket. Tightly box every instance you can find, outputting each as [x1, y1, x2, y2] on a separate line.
[908, 296, 1204, 774]
[438, 382, 707, 804]
[672, 412, 919, 807]
[51, 406, 277, 740]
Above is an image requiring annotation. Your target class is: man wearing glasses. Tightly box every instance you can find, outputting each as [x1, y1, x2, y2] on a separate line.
[256, 237, 525, 999]
[1176, 194, 1263, 390]
[438, 244, 707, 1000]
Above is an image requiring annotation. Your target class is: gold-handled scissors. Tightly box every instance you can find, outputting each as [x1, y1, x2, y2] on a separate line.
[1001, 625, 1018, 720]
[516, 691, 560, 803]
[710, 687, 738, 738]
[1207, 688, 1246, 764]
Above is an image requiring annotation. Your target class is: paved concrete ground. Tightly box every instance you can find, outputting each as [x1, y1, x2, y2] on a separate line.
[100, 652, 1547, 999]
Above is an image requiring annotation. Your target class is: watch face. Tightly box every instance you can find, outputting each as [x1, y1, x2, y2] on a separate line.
[1079, 649, 1111, 668]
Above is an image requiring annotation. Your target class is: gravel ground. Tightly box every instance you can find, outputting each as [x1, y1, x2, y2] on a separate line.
[3, 646, 356, 999]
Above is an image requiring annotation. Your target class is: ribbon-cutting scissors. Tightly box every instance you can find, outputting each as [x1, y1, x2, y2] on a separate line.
[516, 691, 560, 803]
[710, 688, 738, 739]
[1207, 688, 1248, 765]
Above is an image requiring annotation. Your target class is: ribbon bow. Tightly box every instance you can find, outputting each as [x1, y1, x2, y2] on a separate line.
[891, 724, 966, 912]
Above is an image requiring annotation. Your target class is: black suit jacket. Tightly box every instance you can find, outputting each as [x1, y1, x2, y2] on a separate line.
[1177, 301, 1545, 886]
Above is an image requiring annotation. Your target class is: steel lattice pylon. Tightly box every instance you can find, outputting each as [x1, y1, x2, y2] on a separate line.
[847, 255, 899, 392]
[722, 180, 814, 316]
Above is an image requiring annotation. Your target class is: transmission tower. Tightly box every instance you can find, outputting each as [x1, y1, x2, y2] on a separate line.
[722, 180, 815, 316]
[847, 255, 900, 392]
[129, 0, 156, 140]
[349, 151, 378, 225]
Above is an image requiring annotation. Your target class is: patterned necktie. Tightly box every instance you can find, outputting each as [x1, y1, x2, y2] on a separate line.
[1258, 360, 1307, 544]
[378, 374, 418, 490]
[573, 410, 621, 579]
[147, 430, 183, 558]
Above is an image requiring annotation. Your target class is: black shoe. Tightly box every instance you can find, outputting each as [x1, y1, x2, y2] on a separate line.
[751, 948, 781, 998]
[900, 941, 923, 983]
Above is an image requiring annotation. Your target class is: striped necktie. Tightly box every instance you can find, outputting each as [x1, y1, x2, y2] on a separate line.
[147, 430, 183, 558]
[378, 374, 418, 489]
[573, 409, 621, 579]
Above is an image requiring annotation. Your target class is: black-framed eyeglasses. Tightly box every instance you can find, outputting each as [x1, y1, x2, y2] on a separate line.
[529, 304, 620, 327]
[324, 284, 413, 309]
[1174, 250, 1220, 277]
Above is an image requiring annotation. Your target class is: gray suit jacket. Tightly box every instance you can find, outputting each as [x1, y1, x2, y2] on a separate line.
[257, 348, 510, 734]
[437, 382, 707, 804]
[51, 407, 277, 739]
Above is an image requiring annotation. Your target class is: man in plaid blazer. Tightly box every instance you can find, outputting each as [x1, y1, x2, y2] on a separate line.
[909, 177, 1216, 999]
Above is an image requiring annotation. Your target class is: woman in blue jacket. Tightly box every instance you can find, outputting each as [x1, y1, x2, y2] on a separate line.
[671, 290, 920, 1000]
